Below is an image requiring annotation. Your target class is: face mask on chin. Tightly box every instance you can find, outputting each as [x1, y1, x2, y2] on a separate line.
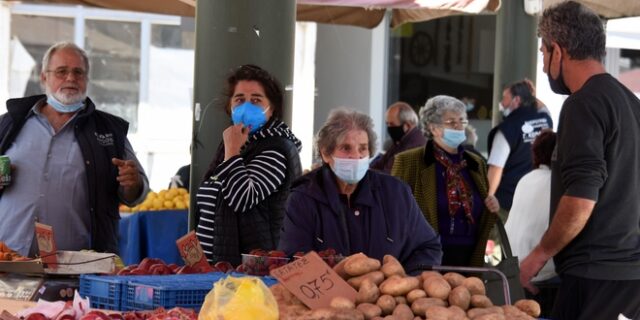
[46, 93, 85, 113]
[547, 48, 571, 95]
[499, 102, 511, 117]
[330, 156, 369, 185]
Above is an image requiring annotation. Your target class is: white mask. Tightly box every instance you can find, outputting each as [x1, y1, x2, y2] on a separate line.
[331, 156, 369, 185]
[499, 102, 511, 117]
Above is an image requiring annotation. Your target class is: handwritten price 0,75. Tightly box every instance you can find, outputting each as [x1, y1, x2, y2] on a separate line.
[298, 269, 334, 299]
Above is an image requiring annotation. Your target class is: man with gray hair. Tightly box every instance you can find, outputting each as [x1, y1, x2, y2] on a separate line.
[370, 101, 425, 173]
[0, 42, 149, 256]
[520, 2, 640, 318]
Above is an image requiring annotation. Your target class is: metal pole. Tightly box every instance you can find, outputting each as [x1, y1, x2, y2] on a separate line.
[491, 0, 538, 128]
[188, 0, 296, 230]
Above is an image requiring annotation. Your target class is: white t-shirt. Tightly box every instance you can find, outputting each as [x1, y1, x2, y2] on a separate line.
[487, 130, 511, 168]
[505, 165, 556, 282]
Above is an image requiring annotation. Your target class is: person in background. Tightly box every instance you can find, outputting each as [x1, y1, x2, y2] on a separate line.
[0, 42, 149, 256]
[169, 164, 190, 191]
[487, 80, 553, 213]
[370, 101, 425, 173]
[392, 95, 500, 267]
[505, 130, 557, 318]
[462, 123, 484, 160]
[279, 109, 442, 273]
[195, 64, 302, 266]
[520, 2, 640, 319]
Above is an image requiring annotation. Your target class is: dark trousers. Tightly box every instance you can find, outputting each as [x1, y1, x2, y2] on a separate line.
[527, 277, 560, 319]
[552, 274, 640, 320]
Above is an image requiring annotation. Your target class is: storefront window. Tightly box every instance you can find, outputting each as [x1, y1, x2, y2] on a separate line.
[9, 15, 74, 98]
[85, 19, 141, 132]
[618, 49, 640, 96]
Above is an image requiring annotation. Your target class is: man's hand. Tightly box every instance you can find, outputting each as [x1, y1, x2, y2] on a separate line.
[484, 194, 500, 213]
[223, 124, 249, 161]
[519, 245, 552, 294]
[112, 158, 141, 187]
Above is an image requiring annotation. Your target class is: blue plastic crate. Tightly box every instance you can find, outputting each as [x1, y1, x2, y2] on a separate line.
[123, 277, 222, 311]
[79, 274, 124, 310]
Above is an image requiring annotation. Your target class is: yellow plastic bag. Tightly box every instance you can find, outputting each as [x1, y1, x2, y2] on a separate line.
[198, 276, 278, 320]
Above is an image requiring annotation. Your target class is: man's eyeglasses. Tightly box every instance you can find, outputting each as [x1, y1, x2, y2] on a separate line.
[440, 119, 469, 128]
[46, 68, 87, 80]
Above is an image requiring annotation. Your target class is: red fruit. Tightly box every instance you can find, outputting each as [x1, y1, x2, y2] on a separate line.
[176, 265, 197, 274]
[214, 261, 234, 273]
[249, 249, 267, 256]
[235, 264, 245, 273]
[138, 258, 165, 272]
[129, 268, 148, 275]
[268, 250, 286, 258]
[24, 313, 47, 320]
[293, 251, 305, 258]
[194, 264, 215, 273]
[322, 248, 337, 256]
[167, 264, 180, 273]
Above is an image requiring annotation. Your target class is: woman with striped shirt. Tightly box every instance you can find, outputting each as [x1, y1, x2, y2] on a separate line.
[195, 65, 302, 266]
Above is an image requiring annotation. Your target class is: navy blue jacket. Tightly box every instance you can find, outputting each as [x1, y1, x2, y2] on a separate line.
[488, 106, 552, 210]
[278, 165, 442, 273]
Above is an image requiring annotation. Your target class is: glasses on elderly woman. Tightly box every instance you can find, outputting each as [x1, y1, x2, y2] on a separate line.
[440, 119, 469, 129]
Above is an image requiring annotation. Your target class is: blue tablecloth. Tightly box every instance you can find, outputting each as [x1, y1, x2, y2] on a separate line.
[119, 210, 189, 266]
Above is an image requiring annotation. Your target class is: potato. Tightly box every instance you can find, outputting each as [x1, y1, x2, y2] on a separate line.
[467, 306, 504, 319]
[514, 299, 541, 318]
[406, 289, 427, 303]
[380, 275, 421, 296]
[461, 277, 486, 295]
[448, 305, 467, 320]
[423, 276, 451, 300]
[307, 307, 365, 320]
[411, 297, 447, 315]
[279, 304, 309, 320]
[348, 271, 386, 289]
[470, 294, 493, 308]
[448, 285, 471, 310]
[357, 278, 381, 304]
[357, 303, 383, 319]
[443, 272, 466, 288]
[392, 303, 414, 320]
[381, 255, 406, 277]
[420, 271, 443, 282]
[345, 256, 382, 276]
[425, 305, 453, 319]
[395, 296, 407, 305]
[502, 305, 531, 318]
[473, 313, 505, 320]
[330, 296, 355, 310]
[376, 295, 397, 315]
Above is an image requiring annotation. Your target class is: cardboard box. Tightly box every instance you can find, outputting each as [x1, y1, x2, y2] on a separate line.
[0, 251, 115, 275]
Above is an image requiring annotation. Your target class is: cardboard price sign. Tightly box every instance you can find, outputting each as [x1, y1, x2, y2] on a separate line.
[270, 251, 356, 309]
[176, 231, 210, 269]
[35, 222, 58, 268]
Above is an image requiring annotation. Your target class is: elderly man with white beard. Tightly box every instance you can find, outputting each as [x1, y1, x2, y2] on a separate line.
[0, 42, 148, 256]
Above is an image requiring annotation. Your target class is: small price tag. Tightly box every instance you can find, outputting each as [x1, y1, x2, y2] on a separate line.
[176, 231, 210, 269]
[270, 251, 357, 310]
[35, 222, 58, 269]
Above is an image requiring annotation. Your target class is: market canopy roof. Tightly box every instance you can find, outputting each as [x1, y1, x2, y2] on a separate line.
[4, 0, 640, 28]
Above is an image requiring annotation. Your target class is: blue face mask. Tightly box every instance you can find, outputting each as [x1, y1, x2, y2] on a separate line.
[47, 94, 84, 113]
[442, 128, 466, 149]
[331, 156, 370, 185]
[231, 102, 269, 134]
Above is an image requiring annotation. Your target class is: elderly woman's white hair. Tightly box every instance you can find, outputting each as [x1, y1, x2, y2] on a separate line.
[315, 108, 377, 160]
[419, 95, 467, 140]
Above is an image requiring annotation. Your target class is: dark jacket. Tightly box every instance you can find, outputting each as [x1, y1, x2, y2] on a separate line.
[391, 141, 496, 267]
[278, 165, 442, 273]
[488, 106, 552, 210]
[0, 94, 128, 253]
[370, 127, 426, 173]
[202, 120, 302, 266]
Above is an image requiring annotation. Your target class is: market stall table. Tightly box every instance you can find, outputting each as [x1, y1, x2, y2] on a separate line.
[118, 210, 188, 265]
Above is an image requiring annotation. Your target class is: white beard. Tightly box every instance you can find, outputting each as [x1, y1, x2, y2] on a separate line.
[46, 87, 86, 105]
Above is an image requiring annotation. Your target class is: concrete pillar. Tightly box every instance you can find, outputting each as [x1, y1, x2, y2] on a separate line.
[189, 0, 296, 229]
[491, 0, 538, 126]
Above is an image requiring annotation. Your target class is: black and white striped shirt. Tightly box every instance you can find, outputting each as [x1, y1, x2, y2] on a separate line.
[195, 121, 300, 257]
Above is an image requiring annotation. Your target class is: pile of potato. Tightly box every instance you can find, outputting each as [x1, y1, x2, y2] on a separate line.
[270, 253, 541, 320]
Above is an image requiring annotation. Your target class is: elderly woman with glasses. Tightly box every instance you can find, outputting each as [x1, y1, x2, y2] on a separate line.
[279, 109, 442, 273]
[392, 95, 500, 267]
